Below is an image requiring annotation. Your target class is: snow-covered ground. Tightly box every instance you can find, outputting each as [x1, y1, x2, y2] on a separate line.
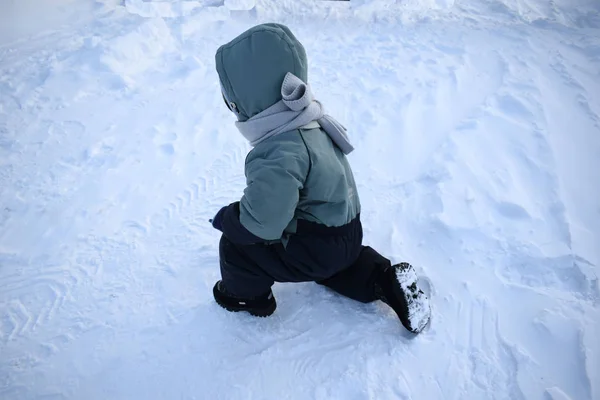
[1, 0, 599, 399]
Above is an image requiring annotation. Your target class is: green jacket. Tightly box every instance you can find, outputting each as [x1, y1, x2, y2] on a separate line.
[215, 23, 360, 242]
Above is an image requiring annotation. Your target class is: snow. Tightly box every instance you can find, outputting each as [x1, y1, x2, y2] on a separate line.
[1, 0, 599, 399]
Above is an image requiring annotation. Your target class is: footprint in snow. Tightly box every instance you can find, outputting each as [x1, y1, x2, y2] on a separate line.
[155, 131, 177, 156]
[496, 201, 530, 220]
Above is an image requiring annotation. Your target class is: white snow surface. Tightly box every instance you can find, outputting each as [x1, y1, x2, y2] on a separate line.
[1, 0, 600, 399]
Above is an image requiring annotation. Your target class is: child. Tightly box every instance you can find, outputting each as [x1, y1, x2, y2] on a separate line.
[211, 23, 431, 333]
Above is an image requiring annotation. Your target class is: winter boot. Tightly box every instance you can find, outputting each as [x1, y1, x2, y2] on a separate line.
[213, 281, 277, 317]
[375, 262, 431, 333]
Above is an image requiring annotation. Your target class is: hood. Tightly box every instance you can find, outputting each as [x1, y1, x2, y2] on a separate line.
[215, 23, 308, 122]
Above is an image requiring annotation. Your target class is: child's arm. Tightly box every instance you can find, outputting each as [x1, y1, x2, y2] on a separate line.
[217, 139, 309, 245]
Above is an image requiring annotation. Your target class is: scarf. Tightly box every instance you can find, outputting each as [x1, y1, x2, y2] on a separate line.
[235, 73, 354, 155]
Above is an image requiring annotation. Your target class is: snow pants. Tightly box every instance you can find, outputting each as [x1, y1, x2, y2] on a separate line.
[219, 216, 393, 301]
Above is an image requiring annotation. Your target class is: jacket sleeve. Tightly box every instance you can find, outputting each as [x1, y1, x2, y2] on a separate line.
[237, 137, 310, 242]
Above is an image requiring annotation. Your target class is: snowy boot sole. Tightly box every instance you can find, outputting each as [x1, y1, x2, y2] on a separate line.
[377, 263, 431, 333]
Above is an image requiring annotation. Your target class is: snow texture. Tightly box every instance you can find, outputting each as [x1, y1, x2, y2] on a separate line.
[1, 0, 599, 399]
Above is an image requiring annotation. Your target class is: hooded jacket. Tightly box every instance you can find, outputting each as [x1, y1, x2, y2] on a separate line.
[215, 23, 361, 249]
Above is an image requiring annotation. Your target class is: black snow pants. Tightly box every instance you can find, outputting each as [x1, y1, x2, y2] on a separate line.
[219, 215, 393, 301]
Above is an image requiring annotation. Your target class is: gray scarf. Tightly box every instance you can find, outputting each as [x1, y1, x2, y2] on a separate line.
[235, 73, 354, 155]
